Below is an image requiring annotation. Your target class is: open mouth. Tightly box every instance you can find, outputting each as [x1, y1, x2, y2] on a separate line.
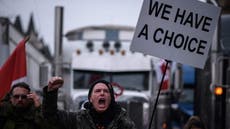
[98, 98, 106, 105]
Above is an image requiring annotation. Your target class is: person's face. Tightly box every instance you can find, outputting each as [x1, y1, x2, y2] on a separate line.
[10, 87, 30, 108]
[90, 83, 111, 113]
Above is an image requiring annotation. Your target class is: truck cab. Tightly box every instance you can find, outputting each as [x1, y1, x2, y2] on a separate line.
[69, 39, 160, 129]
[62, 25, 173, 129]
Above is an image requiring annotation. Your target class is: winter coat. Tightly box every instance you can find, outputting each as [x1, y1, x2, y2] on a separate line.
[42, 87, 136, 129]
[0, 101, 47, 129]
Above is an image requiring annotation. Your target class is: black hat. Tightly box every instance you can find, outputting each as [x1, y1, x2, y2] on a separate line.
[88, 80, 115, 104]
[10, 82, 31, 95]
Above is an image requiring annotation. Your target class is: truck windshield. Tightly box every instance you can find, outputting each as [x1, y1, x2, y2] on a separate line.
[73, 70, 149, 91]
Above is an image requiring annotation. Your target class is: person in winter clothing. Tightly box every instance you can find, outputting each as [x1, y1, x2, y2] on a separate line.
[183, 116, 207, 129]
[0, 82, 47, 129]
[43, 76, 136, 129]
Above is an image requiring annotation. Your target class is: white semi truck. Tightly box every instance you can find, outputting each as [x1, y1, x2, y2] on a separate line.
[69, 40, 161, 129]
[63, 25, 172, 129]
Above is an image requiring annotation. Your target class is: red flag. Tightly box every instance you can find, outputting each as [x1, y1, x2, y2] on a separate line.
[0, 37, 29, 100]
[156, 60, 170, 91]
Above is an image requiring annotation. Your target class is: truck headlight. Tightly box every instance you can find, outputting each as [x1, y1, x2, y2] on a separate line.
[143, 102, 149, 127]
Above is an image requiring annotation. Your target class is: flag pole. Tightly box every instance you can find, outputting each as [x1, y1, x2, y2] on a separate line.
[148, 59, 169, 129]
[24, 36, 30, 43]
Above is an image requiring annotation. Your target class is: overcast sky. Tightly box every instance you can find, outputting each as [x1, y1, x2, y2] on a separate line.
[0, 0, 143, 54]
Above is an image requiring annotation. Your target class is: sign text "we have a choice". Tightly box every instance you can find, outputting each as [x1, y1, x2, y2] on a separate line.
[131, 0, 221, 68]
[138, 0, 212, 55]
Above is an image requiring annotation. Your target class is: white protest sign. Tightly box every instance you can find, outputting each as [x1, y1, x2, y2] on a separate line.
[130, 0, 221, 69]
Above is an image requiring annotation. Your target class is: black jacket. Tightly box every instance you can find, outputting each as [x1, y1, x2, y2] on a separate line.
[0, 101, 45, 129]
[42, 87, 136, 129]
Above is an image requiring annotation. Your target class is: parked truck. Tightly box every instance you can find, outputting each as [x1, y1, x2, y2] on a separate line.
[63, 25, 173, 129]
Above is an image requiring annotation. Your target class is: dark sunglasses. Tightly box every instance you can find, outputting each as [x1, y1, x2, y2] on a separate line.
[12, 94, 27, 99]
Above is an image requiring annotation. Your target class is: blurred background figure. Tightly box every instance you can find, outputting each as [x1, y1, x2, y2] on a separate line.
[0, 82, 46, 129]
[183, 116, 207, 129]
